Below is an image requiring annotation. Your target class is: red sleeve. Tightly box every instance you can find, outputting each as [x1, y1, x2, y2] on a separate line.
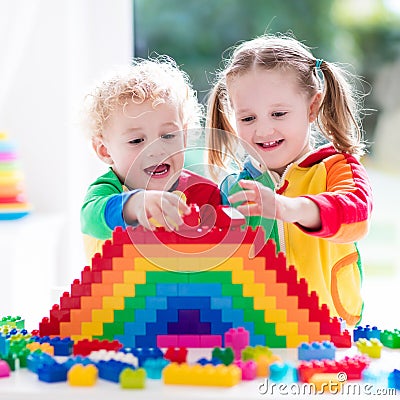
[295, 154, 372, 243]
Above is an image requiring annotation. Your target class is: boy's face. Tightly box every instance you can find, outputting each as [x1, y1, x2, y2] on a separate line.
[96, 99, 186, 191]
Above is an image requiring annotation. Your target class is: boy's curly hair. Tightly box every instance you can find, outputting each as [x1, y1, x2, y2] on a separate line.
[83, 56, 203, 138]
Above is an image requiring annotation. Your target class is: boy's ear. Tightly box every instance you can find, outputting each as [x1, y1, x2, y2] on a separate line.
[309, 92, 322, 123]
[92, 136, 113, 165]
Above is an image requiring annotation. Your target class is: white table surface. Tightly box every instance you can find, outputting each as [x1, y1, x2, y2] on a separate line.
[0, 347, 399, 400]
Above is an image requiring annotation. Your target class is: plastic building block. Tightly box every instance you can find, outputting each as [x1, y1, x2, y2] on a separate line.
[68, 364, 98, 386]
[164, 347, 187, 364]
[0, 316, 24, 329]
[356, 338, 383, 358]
[0, 360, 11, 378]
[241, 345, 273, 361]
[120, 367, 146, 389]
[88, 350, 137, 366]
[211, 347, 234, 366]
[122, 347, 163, 367]
[73, 339, 123, 356]
[380, 329, 400, 349]
[269, 362, 298, 383]
[233, 360, 257, 380]
[38, 362, 68, 383]
[309, 373, 344, 392]
[388, 369, 400, 390]
[297, 341, 335, 361]
[196, 357, 222, 366]
[163, 363, 241, 387]
[224, 327, 249, 360]
[97, 360, 134, 383]
[297, 354, 370, 383]
[37, 219, 351, 349]
[353, 325, 381, 341]
[142, 358, 169, 379]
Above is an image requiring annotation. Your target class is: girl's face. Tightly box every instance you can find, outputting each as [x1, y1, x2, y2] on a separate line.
[227, 67, 320, 175]
[94, 99, 186, 190]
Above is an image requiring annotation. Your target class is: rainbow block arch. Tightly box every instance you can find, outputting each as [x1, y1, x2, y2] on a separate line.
[38, 224, 350, 348]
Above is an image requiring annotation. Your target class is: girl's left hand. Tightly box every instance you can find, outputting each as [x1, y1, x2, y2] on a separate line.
[227, 180, 277, 220]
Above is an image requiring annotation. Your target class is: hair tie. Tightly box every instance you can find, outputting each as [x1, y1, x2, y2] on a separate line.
[315, 59, 323, 69]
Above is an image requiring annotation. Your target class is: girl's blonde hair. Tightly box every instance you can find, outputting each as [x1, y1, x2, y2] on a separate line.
[84, 56, 202, 138]
[207, 34, 366, 171]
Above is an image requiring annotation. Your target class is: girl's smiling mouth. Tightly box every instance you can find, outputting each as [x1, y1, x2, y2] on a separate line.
[256, 139, 284, 149]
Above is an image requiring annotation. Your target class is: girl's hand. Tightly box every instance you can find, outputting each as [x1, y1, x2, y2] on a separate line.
[125, 190, 191, 231]
[228, 180, 321, 230]
[228, 180, 277, 220]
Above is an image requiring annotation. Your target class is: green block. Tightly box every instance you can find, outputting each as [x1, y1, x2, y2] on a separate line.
[232, 296, 253, 309]
[135, 284, 156, 297]
[221, 283, 243, 297]
[114, 308, 136, 322]
[265, 335, 286, 348]
[99, 321, 125, 340]
[189, 271, 232, 284]
[125, 297, 146, 309]
[243, 309, 266, 326]
[146, 271, 188, 283]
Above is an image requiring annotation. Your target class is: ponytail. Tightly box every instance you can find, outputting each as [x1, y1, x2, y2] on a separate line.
[316, 61, 365, 156]
[206, 80, 241, 179]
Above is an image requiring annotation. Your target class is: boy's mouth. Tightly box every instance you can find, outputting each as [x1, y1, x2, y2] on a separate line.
[144, 163, 170, 177]
[256, 139, 284, 149]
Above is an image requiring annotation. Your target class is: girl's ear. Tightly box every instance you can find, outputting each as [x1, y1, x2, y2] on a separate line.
[308, 92, 322, 123]
[92, 136, 114, 165]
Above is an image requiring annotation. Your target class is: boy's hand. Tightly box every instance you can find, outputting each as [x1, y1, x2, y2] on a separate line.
[125, 190, 191, 231]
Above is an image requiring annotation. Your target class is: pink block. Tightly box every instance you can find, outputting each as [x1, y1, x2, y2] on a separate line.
[157, 335, 178, 348]
[225, 327, 249, 359]
[199, 335, 222, 348]
[177, 335, 200, 347]
[0, 360, 11, 378]
[234, 360, 257, 380]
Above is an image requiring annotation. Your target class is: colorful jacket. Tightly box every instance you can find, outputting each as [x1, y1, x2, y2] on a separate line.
[220, 144, 373, 326]
[81, 168, 221, 260]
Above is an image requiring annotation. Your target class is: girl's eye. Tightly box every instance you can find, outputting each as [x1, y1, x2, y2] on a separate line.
[128, 138, 144, 145]
[161, 133, 176, 140]
[240, 116, 255, 122]
[272, 111, 287, 118]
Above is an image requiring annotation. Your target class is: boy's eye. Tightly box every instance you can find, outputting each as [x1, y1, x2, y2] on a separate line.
[161, 133, 176, 140]
[272, 111, 287, 118]
[128, 138, 144, 145]
[240, 116, 255, 122]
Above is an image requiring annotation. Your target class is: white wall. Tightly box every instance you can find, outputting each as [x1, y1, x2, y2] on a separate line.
[0, 0, 133, 292]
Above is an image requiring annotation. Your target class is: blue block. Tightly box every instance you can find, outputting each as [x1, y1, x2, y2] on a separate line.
[200, 308, 222, 324]
[156, 308, 178, 322]
[124, 322, 146, 336]
[156, 284, 178, 296]
[168, 296, 210, 309]
[135, 309, 157, 323]
[221, 308, 244, 324]
[146, 296, 167, 310]
[146, 322, 168, 335]
[210, 297, 232, 309]
[178, 283, 222, 296]
[297, 341, 336, 361]
[115, 334, 135, 348]
[38, 362, 68, 382]
[249, 334, 266, 346]
[97, 360, 134, 383]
